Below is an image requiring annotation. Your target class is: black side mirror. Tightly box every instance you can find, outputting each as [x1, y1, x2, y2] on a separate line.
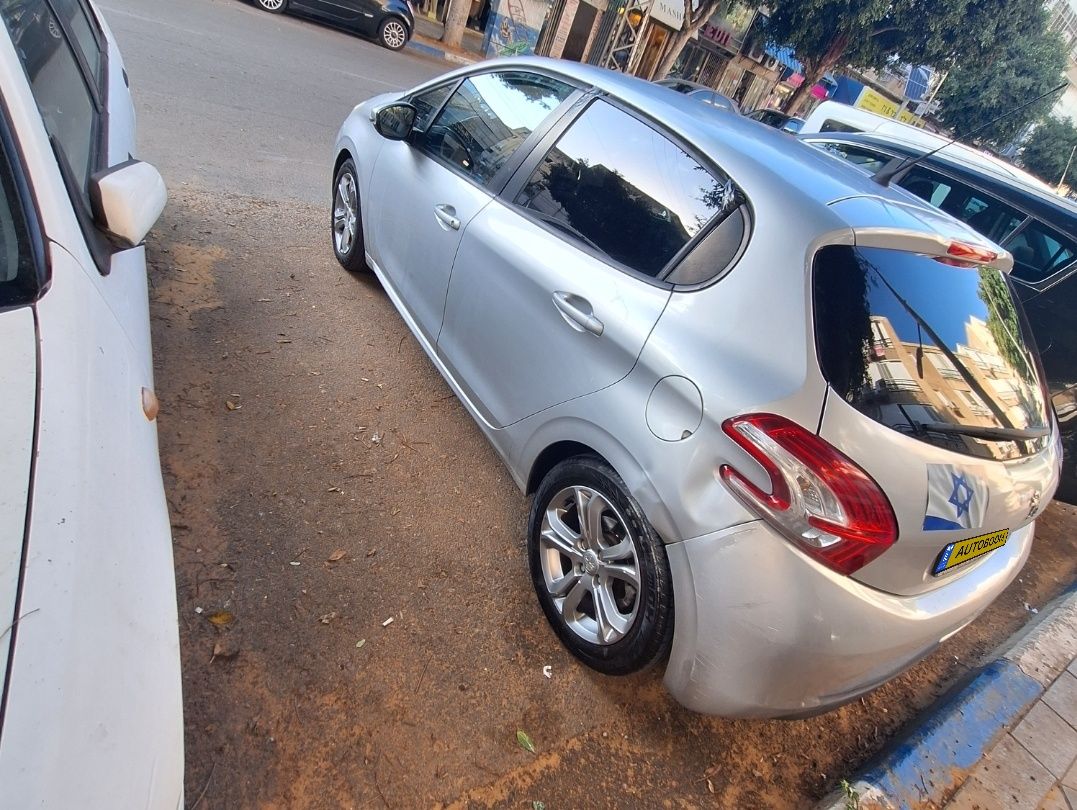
[375, 103, 417, 141]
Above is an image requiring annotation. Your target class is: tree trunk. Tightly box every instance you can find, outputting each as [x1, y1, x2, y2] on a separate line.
[441, 0, 470, 48]
[783, 65, 823, 115]
[653, 28, 693, 80]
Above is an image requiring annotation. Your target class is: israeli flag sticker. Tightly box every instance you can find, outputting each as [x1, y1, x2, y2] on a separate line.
[923, 464, 989, 531]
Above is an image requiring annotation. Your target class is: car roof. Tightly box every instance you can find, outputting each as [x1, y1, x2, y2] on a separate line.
[801, 131, 1077, 226]
[399, 58, 1004, 263]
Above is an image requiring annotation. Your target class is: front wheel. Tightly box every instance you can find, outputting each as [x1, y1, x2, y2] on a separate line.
[331, 158, 367, 272]
[378, 17, 409, 50]
[527, 456, 674, 675]
[255, 0, 288, 13]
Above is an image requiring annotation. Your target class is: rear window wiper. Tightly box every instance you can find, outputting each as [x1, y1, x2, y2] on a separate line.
[915, 421, 1050, 442]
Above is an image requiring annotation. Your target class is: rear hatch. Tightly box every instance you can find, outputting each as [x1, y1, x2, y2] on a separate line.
[813, 225, 1058, 596]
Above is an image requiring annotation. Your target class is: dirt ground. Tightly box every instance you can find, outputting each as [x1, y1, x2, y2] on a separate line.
[150, 186, 1077, 810]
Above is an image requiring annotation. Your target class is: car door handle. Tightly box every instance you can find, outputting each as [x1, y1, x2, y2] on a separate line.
[434, 204, 460, 230]
[552, 291, 604, 336]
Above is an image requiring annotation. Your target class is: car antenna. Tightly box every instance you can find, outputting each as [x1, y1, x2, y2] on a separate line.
[872, 81, 1067, 187]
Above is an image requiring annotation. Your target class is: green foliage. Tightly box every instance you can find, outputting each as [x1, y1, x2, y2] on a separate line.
[936, 0, 1067, 146]
[1020, 114, 1077, 187]
[978, 268, 1029, 380]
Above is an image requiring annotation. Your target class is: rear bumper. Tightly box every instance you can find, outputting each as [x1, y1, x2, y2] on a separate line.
[663, 519, 1032, 718]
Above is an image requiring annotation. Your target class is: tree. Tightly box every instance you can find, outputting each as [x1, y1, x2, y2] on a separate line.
[935, 6, 1066, 147]
[1020, 114, 1077, 187]
[764, 0, 1051, 116]
[652, 0, 730, 81]
[441, 0, 470, 49]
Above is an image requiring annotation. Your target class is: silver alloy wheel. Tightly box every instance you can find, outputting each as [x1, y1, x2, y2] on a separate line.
[381, 19, 408, 49]
[332, 171, 358, 257]
[258, 0, 285, 9]
[539, 486, 641, 646]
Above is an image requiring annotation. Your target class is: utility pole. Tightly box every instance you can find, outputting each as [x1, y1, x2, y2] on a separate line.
[1058, 143, 1076, 193]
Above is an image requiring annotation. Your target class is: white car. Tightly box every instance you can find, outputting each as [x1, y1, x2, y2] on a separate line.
[0, 0, 182, 807]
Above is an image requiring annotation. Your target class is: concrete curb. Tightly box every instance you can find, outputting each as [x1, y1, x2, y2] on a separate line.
[818, 585, 1077, 810]
[405, 37, 480, 65]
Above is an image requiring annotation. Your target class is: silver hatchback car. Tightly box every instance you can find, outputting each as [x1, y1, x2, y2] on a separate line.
[330, 58, 1060, 717]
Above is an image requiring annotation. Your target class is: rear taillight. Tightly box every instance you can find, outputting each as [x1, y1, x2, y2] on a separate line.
[935, 241, 999, 267]
[719, 413, 898, 575]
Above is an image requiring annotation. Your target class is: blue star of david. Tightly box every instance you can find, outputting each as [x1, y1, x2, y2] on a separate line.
[948, 473, 974, 519]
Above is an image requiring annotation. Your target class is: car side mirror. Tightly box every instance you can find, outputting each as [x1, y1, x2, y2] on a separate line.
[375, 103, 417, 141]
[90, 160, 167, 247]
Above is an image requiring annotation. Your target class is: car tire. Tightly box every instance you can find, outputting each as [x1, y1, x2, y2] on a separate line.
[255, 0, 288, 12]
[378, 17, 409, 50]
[331, 158, 368, 273]
[527, 456, 674, 675]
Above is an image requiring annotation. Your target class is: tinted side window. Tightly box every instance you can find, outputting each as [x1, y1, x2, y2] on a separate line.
[409, 83, 453, 132]
[820, 119, 861, 133]
[1, 0, 99, 200]
[0, 141, 39, 308]
[898, 167, 1025, 243]
[50, 0, 102, 85]
[1005, 221, 1077, 284]
[514, 100, 734, 278]
[418, 71, 573, 186]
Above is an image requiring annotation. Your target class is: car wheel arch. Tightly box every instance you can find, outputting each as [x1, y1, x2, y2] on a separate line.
[521, 426, 680, 544]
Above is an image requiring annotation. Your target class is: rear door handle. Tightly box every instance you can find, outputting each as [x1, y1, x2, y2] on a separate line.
[434, 204, 460, 230]
[552, 291, 604, 336]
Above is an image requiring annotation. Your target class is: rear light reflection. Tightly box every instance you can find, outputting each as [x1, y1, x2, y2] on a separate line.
[719, 413, 898, 576]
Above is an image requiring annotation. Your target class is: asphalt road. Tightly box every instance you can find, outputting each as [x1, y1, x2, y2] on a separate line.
[99, 2, 1077, 808]
[101, 0, 443, 203]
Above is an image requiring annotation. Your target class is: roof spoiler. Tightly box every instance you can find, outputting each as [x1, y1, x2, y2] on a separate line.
[851, 226, 1014, 273]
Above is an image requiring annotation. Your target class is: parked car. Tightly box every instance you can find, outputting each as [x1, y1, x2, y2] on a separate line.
[252, 0, 414, 51]
[331, 57, 1058, 717]
[654, 77, 740, 113]
[0, 0, 182, 806]
[803, 131, 1077, 504]
[746, 108, 804, 133]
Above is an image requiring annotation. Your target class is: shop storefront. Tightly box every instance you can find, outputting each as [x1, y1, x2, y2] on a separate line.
[535, 0, 609, 61]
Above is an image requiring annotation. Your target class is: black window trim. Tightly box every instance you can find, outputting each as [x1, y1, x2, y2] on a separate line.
[402, 68, 586, 198]
[0, 90, 49, 311]
[499, 90, 754, 290]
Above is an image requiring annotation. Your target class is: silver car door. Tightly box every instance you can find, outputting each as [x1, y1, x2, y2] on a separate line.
[366, 71, 575, 345]
[437, 98, 734, 429]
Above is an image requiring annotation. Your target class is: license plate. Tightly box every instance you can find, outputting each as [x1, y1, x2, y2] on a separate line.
[933, 529, 1010, 575]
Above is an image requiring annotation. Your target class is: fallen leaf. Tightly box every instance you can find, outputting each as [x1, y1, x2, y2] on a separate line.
[533, 803, 546, 810]
[327, 549, 346, 562]
[225, 400, 241, 411]
[706, 779, 715, 794]
[319, 612, 338, 625]
[207, 611, 234, 626]
[356, 638, 366, 648]
[212, 637, 239, 660]
[516, 730, 536, 754]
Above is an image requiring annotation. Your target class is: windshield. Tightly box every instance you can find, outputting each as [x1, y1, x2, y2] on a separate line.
[813, 245, 1050, 460]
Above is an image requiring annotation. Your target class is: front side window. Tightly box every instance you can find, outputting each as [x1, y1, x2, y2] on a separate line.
[1, 0, 99, 201]
[49, 0, 102, 85]
[513, 100, 735, 278]
[417, 71, 573, 186]
[409, 83, 453, 132]
[0, 141, 39, 308]
[1004, 221, 1077, 285]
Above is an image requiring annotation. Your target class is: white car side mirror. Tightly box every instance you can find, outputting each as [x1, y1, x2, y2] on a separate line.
[90, 160, 167, 247]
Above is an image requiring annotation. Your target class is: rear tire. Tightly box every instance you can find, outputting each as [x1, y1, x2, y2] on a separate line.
[331, 158, 367, 273]
[527, 456, 674, 675]
[378, 17, 409, 50]
[255, 0, 288, 12]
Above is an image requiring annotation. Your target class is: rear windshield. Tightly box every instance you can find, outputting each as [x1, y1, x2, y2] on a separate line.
[814, 245, 1050, 460]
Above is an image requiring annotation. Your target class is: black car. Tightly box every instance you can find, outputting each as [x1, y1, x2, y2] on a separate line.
[803, 131, 1077, 503]
[253, 0, 414, 51]
[746, 108, 805, 133]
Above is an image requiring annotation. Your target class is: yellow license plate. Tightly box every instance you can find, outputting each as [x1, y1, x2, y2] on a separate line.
[933, 529, 1010, 575]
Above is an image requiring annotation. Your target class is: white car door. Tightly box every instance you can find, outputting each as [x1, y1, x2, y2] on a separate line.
[437, 98, 735, 429]
[365, 70, 576, 345]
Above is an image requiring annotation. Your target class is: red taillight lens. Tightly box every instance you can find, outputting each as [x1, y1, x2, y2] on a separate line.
[719, 413, 898, 576]
[936, 242, 999, 267]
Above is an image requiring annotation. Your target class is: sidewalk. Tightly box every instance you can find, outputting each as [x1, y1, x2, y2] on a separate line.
[820, 587, 1077, 810]
[947, 658, 1077, 809]
[405, 15, 484, 65]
